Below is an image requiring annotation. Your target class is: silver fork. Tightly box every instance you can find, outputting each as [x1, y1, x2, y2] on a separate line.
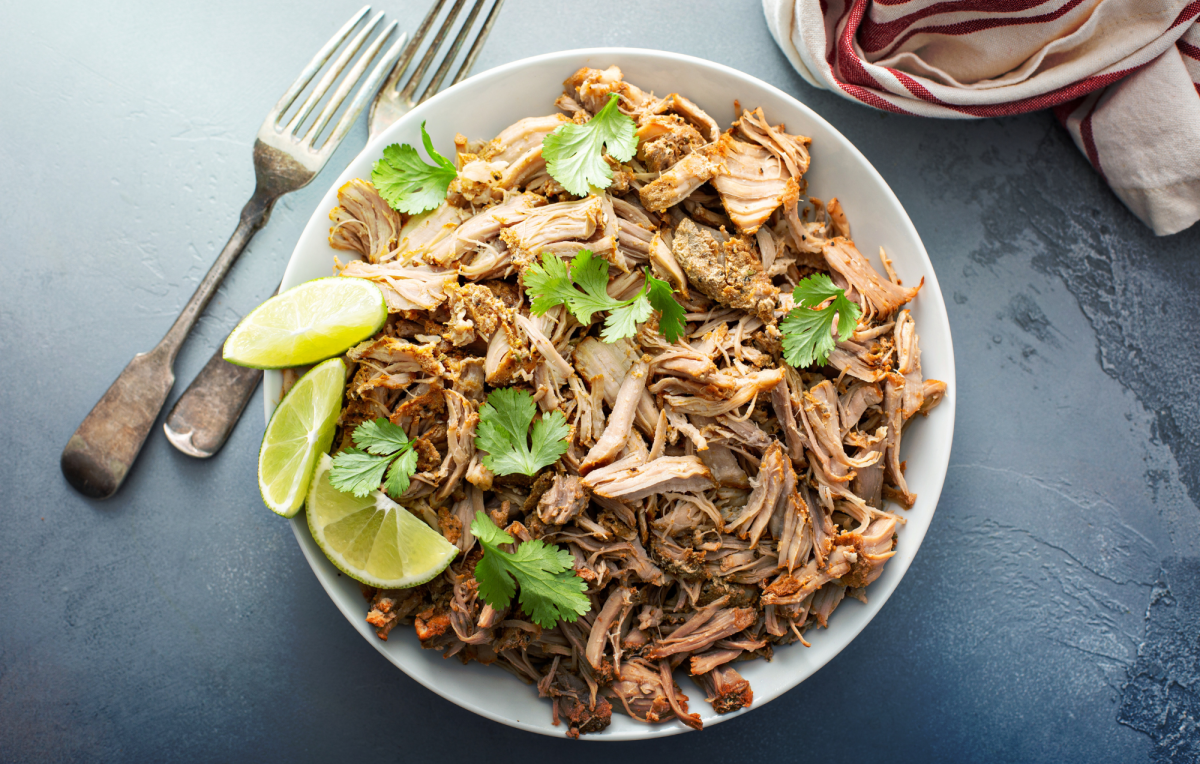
[161, 0, 504, 461]
[61, 7, 407, 499]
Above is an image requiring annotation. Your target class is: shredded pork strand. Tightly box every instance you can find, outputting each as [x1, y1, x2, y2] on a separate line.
[323, 65, 945, 736]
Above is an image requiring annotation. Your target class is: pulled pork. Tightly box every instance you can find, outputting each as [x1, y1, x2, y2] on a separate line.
[323, 65, 945, 736]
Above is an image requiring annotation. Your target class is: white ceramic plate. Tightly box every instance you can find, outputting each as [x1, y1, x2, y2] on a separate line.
[265, 47, 956, 740]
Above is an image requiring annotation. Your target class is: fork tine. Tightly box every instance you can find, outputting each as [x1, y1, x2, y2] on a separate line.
[450, 0, 504, 87]
[397, 0, 469, 103]
[326, 31, 409, 153]
[269, 5, 370, 124]
[379, 0, 450, 99]
[417, 0, 489, 104]
[287, 11, 386, 136]
[305, 20, 399, 147]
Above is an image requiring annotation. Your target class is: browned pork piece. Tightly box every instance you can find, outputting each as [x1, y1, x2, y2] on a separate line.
[709, 136, 800, 235]
[564, 65, 656, 115]
[329, 64, 946, 737]
[824, 237, 921, 320]
[672, 219, 779, 322]
[639, 134, 732, 212]
[328, 178, 403, 263]
[602, 658, 686, 726]
[839, 516, 897, 588]
[646, 605, 757, 660]
[695, 663, 754, 714]
[583, 456, 715, 501]
[537, 474, 589, 525]
[637, 115, 706, 172]
[735, 107, 811, 180]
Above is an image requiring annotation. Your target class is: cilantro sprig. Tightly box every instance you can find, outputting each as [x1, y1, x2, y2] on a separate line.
[780, 274, 863, 368]
[371, 121, 457, 214]
[542, 93, 637, 196]
[524, 249, 686, 343]
[470, 511, 590, 628]
[328, 418, 420, 499]
[474, 388, 570, 477]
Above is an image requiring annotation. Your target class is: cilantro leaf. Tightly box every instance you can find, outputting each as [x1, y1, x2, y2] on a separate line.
[474, 548, 517, 608]
[474, 388, 569, 477]
[328, 448, 392, 498]
[645, 270, 687, 343]
[469, 511, 591, 628]
[328, 418, 420, 500]
[542, 93, 637, 196]
[524, 251, 685, 344]
[601, 297, 652, 343]
[353, 417, 412, 456]
[568, 249, 623, 324]
[471, 512, 515, 547]
[383, 447, 419, 497]
[521, 250, 578, 316]
[780, 273, 862, 368]
[371, 121, 457, 214]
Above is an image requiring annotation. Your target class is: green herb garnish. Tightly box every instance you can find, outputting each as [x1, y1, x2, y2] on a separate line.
[328, 418, 419, 499]
[524, 249, 685, 343]
[371, 121, 457, 214]
[470, 511, 590, 628]
[474, 388, 570, 477]
[780, 274, 862, 368]
[541, 93, 637, 196]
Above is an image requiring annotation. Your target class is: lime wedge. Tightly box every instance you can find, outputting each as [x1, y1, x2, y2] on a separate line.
[224, 277, 386, 369]
[307, 454, 458, 588]
[258, 357, 345, 517]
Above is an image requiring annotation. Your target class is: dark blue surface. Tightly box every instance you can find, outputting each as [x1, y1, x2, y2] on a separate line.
[3, 1, 1198, 761]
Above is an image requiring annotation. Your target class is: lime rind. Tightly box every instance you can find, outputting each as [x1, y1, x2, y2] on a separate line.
[224, 277, 386, 369]
[306, 454, 459, 589]
[257, 357, 345, 517]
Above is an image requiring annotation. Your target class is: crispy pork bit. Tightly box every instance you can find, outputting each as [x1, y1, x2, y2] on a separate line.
[333, 64, 942, 736]
[564, 65, 655, 115]
[537, 474, 589, 525]
[639, 135, 733, 212]
[328, 178, 404, 263]
[637, 115, 706, 172]
[697, 663, 754, 714]
[672, 219, 778, 322]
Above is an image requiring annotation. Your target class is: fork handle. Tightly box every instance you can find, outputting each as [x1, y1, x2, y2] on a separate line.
[61, 189, 275, 499]
[159, 188, 276, 361]
[163, 340, 264, 458]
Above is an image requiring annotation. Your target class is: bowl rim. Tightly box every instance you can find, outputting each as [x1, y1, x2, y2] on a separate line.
[268, 46, 957, 740]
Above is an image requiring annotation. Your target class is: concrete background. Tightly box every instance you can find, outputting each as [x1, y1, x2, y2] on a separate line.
[2, 1, 1198, 761]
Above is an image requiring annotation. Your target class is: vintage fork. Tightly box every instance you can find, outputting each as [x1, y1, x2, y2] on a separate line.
[161, 0, 504, 460]
[62, 7, 407, 499]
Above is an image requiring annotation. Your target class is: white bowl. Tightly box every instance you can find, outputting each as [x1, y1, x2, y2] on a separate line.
[265, 47, 956, 740]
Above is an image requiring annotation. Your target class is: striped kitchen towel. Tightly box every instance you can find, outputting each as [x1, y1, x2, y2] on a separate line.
[764, 0, 1200, 235]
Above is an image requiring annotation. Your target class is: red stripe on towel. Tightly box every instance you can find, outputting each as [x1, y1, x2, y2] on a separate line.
[859, 0, 1055, 53]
